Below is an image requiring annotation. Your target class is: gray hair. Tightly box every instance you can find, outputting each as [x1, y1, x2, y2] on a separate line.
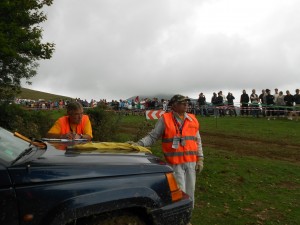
[67, 101, 83, 112]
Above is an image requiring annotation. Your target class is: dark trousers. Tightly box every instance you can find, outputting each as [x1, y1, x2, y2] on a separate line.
[241, 104, 249, 115]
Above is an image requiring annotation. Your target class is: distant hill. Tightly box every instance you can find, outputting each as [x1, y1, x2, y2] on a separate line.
[17, 88, 73, 101]
[17, 89, 193, 102]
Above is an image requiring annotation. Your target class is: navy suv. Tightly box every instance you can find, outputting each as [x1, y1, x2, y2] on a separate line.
[0, 127, 192, 225]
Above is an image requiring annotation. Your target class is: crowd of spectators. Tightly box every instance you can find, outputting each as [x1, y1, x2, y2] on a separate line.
[15, 87, 300, 119]
[197, 88, 300, 120]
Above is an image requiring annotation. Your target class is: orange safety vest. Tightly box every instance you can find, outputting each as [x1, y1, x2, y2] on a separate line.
[162, 112, 199, 164]
[58, 115, 89, 135]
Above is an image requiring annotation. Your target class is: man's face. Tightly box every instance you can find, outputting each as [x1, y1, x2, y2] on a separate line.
[68, 109, 83, 124]
[173, 101, 189, 114]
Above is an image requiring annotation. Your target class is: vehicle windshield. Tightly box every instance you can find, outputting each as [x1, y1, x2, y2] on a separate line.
[0, 127, 30, 163]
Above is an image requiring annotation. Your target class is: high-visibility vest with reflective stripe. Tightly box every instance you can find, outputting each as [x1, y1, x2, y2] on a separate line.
[162, 112, 199, 164]
[58, 115, 89, 134]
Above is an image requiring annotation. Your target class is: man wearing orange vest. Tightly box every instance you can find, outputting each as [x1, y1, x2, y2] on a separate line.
[137, 94, 204, 207]
[46, 101, 93, 141]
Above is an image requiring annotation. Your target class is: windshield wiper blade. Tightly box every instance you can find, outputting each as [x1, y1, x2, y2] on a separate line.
[11, 146, 35, 165]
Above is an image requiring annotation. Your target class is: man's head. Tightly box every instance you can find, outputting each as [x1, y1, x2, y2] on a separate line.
[67, 101, 84, 124]
[169, 94, 190, 114]
[266, 89, 270, 94]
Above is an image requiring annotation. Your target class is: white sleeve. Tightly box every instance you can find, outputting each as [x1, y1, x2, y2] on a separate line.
[137, 117, 165, 147]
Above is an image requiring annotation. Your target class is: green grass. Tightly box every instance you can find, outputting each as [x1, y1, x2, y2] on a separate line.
[193, 148, 300, 225]
[116, 115, 300, 225]
[18, 87, 73, 101]
[200, 116, 299, 144]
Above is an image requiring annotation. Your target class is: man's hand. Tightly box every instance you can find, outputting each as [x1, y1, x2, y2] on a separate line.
[196, 158, 204, 173]
[61, 132, 76, 140]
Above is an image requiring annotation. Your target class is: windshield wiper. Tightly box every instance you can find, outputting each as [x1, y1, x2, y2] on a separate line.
[11, 146, 36, 165]
[14, 132, 46, 149]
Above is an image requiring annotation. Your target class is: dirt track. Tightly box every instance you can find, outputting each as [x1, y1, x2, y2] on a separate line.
[202, 131, 300, 164]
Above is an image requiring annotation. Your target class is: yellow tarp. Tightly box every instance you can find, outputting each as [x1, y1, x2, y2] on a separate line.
[69, 142, 152, 154]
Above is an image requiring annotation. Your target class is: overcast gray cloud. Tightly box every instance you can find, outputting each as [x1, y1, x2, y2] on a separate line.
[24, 0, 300, 101]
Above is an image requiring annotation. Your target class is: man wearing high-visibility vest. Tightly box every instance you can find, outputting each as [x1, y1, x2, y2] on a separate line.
[136, 94, 204, 208]
[46, 101, 93, 141]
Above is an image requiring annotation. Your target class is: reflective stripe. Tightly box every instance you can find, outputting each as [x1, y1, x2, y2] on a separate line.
[162, 138, 174, 143]
[164, 151, 198, 157]
[162, 136, 197, 143]
[185, 136, 197, 141]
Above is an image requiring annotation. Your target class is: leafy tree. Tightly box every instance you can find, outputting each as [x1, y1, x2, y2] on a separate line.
[0, 0, 55, 100]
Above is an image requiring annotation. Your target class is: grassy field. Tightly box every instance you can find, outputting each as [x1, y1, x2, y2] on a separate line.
[116, 115, 300, 225]
[17, 87, 73, 101]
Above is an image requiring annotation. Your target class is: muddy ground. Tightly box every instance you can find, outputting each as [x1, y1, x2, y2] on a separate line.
[202, 131, 300, 164]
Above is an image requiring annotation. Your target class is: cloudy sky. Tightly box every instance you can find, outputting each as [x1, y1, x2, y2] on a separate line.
[24, 0, 300, 101]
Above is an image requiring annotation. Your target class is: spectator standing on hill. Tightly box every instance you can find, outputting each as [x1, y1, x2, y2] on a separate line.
[294, 89, 300, 116]
[240, 90, 250, 116]
[198, 93, 207, 116]
[273, 88, 280, 115]
[140, 99, 146, 110]
[59, 99, 64, 109]
[276, 91, 285, 117]
[284, 90, 294, 120]
[211, 92, 218, 117]
[219, 91, 226, 104]
[226, 92, 237, 116]
[265, 89, 275, 120]
[216, 91, 225, 117]
[259, 89, 267, 117]
[131, 99, 136, 109]
[162, 100, 168, 111]
[134, 94, 204, 209]
[46, 101, 93, 141]
[274, 88, 279, 103]
[250, 89, 259, 118]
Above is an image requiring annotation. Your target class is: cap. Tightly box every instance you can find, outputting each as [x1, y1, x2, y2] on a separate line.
[169, 94, 190, 105]
[266, 89, 270, 92]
